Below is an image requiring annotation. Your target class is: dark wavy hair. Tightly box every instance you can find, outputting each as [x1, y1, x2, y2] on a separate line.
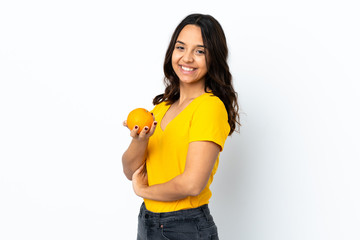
[153, 13, 240, 135]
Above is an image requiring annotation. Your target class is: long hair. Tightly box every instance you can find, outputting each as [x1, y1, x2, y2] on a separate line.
[153, 13, 240, 135]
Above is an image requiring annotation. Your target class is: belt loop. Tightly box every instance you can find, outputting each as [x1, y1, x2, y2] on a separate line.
[201, 205, 210, 221]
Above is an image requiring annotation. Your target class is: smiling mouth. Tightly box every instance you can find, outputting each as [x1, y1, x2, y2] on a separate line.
[181, 65, 196, 72]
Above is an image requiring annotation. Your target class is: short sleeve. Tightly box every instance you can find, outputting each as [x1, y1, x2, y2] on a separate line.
[189, 96, 230, 151]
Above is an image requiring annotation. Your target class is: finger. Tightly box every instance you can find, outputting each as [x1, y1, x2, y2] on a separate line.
[147, 121, 158, 136]
[151, 112, 155, 121]
[138, 125, 150, 138]
[130, 125, 139, 138]
[123, 120, 128, 127]
[135, 164, 144, 175]
[132, 164, 143, 178]
[140, 163, 147, 175]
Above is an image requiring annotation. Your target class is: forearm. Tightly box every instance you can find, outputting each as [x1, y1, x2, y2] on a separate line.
[136, 174, 202, 201]
[122, 139, 148, 180]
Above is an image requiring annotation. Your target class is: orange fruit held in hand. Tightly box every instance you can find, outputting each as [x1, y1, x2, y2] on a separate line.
[126, 108, 154, 134]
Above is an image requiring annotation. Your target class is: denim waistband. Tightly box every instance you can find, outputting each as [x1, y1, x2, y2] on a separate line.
[139, 202, 211, 222]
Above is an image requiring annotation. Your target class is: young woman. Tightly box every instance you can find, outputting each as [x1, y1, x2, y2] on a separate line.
[122, 13, 240, 240]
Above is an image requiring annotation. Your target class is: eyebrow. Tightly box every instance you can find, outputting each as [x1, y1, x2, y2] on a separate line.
[176, 40, 205, 48]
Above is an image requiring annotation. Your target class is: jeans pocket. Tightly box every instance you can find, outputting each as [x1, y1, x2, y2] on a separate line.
[197, 217, 216, 230]
[161, 228, 172, 240]
[197, 219, 219, 239]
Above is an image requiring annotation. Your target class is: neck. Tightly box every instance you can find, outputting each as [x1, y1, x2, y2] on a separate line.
[178, 82, 206, 105]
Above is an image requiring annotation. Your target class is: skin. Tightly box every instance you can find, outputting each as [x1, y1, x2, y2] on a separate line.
[122, 24, 221, 201]
[172, 24, 208, 89]
[122, 119, 157, 180]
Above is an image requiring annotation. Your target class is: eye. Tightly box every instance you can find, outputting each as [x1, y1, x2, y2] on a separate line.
[196, 49, 205, 55]
[175, 45, 185, 50]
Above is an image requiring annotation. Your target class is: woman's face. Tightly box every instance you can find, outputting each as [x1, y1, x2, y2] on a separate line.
[172, 24, 208, 86]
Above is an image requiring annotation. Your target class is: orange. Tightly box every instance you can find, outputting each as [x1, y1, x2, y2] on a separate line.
[126, 108, 154, 134]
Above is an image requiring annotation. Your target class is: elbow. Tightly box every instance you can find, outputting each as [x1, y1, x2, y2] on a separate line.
[177, 174, 206, 197]
[124, 172, 132, 181]
[123, 168, 133, 181]
[122, 154, 133, 181]
[185, 182, 204, 197]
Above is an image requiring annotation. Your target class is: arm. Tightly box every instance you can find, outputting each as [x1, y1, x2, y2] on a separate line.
[132, 141, 220, 201]
[122, 120, 157, 180]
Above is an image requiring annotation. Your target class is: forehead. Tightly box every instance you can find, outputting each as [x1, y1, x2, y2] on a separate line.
[176, 24, 204, 45]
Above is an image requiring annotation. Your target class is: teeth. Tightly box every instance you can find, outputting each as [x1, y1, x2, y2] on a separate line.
[181, 66, 194, 71]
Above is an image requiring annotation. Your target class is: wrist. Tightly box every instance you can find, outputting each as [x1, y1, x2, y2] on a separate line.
[134, 182, 147, 198]
[131, 137, 149, 145]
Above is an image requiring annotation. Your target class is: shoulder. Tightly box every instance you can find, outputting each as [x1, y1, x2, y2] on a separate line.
[190, 93, 229, 129]
[195, 93, 228, 117]
[189, 92, 231, 147]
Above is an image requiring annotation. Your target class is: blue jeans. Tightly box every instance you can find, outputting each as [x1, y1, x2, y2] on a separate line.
[137, 202, 219, 240]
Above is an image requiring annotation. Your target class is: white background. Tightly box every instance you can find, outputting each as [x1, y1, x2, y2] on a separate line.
[1, 0, 359, 239]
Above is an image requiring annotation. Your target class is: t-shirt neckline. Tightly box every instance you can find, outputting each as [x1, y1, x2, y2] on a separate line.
[160, 92, 211, 132]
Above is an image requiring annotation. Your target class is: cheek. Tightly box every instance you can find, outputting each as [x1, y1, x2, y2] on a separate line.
[198, 57, 208, 71]
[172, 52, 180, 63]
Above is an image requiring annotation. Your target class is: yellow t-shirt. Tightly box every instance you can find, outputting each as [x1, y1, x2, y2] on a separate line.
[145, 92, 230, 213]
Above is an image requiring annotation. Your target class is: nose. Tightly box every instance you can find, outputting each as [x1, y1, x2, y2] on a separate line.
[182, 50, 194, 63]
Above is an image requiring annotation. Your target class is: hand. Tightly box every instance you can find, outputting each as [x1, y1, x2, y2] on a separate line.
[132, 164, 148, 197]
[123, 117, 157, 141]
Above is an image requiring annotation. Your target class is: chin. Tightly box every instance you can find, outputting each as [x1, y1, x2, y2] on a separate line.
[180, 78, 196, 83]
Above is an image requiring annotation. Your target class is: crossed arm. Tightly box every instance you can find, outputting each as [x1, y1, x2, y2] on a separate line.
[122, 121, 220, 201]
[132, 141, 220, 201]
